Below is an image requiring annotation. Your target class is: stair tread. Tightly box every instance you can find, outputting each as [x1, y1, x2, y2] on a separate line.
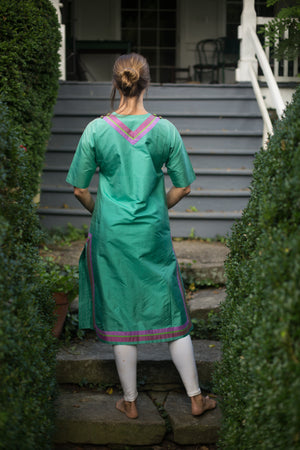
[46, 146, 258, 154]
[54, 389, 221, 446]
[41, 185, 250, 194]
[39, 207, 242, 218]
[53, 111, 261, 118]
[56, 339, 220, 389]
[55, 390, 166, 445]
[43, 165, 253, 175]
[50, 128, 262, 136]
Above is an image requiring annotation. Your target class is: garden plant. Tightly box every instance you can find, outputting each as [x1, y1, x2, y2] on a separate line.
[214, 87, 300, 449]
[0, 0, 61, 447]
[0, 0, 61, 195]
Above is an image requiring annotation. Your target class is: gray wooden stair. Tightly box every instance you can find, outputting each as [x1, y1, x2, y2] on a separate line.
[39, 82, 263, 237]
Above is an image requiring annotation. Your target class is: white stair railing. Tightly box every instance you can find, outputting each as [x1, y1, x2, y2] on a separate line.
[248, 27, 285, 121]
[236, 2, 289, 146]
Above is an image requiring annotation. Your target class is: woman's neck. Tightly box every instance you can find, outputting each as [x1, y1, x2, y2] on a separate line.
[115, 92, 148, 115]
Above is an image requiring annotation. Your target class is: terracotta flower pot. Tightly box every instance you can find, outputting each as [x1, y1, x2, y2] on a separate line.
[53, 292, 69, 338]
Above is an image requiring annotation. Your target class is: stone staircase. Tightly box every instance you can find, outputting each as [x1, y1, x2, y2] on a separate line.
[55, 338, 222, 447]
[52, 240, 228, 447]
[39, 82, 263, 238]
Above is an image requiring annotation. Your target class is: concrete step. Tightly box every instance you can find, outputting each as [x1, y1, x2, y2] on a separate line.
[54, 389, 221, 446]
[165, 392, 221, 445]
[69, 287, 226, 326]
[54, 390, 165, 446]
[56, 339, 221, 390]
[188, 288, 226, 320]
[40, 239, 229, 285]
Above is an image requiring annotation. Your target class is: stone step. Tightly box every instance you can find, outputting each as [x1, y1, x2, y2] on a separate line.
[54, 389, 221, 446]
[69, 287, 226, 323]
[40, 240, 229, 284]
[54, 390, 165, 446]
[56, 339, 221, 390]
[188, 288, 226, 320]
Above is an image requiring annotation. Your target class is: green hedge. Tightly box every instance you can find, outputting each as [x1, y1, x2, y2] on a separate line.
[0, 104, 57, 449]
[0, 0, 61, 195]
[214, 87, 300, 449]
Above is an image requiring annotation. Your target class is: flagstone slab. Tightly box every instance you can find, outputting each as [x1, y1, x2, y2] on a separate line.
[54, 391, 166, 445]
[189, 287, 226, 320]
[165, 392, 221, 445]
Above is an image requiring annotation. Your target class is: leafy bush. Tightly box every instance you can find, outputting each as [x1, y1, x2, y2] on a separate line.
[0, 104, 57, 448]
[0, 0, 61, 195]
[214, 87, 300, 449]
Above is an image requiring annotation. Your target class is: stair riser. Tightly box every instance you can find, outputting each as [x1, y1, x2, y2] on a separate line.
[40, 190, 249, 212]
[166, 174, 251, 189]
[54, 98, 261, 116]
[51, 115, 263, 133]
[173, 195, 249, 212]
[57, 82, 256, 98]
[42, 170, 251, 190]
[183, 134, 262, 150]
[45, 150, 255, 169]
[48, 132, 262, 151]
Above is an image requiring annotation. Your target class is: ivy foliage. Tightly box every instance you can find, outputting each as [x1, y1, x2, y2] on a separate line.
[264, 0, 300, 61]
[0, 104, 57, 449]
[214, 86, 300, 449]
[0, 0, 61, 195]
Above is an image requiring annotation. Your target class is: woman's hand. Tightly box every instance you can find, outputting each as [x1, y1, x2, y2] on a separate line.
[73, 187, 95, 213]
[166, 185, 191, 209]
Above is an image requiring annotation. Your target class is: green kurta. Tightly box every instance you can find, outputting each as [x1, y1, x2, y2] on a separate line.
[66, 112, 195, 344]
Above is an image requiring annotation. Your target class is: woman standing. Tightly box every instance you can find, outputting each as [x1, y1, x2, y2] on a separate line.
[66, 53, 216, 419]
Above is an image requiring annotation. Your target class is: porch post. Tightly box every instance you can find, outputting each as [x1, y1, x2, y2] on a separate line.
[236, 0, 257, 82]
[49, 0, 66, 80]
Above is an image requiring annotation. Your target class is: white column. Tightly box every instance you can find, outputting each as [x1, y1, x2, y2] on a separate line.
[236, 0, 257, 82]
[49, 0, 66, 80]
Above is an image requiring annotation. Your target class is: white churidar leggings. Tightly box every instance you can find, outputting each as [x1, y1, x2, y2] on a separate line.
[113, 335, 201, 402]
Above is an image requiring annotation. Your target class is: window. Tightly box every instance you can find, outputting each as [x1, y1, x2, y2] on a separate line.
[121, 0, 177, 83]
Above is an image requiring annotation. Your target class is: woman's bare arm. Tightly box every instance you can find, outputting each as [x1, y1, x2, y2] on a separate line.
[73, 187, 95, 213]
[166, 186, 191, 209]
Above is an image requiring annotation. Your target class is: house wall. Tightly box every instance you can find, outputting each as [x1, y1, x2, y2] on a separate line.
[177, 0, 227, 82]
[72, 0, 228, 82]
[74, 0, 121, 81]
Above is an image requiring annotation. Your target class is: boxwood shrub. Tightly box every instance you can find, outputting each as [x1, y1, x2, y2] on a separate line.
[214, 86, 300, 449]
[0, 0, 61, 195]
[0, 96, 57, 448]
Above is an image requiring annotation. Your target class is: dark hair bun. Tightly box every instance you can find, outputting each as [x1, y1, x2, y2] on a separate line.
[121, 67, 139, 89]
[111, 53, 150, 104]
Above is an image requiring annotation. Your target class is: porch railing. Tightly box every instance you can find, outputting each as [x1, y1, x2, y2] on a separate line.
[257, 17, 299, 83]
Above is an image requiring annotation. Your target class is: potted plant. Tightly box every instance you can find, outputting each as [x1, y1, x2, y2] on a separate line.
[41, 258, 79, 338]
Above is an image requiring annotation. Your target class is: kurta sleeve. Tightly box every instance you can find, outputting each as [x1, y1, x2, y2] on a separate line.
[66, 122, 97, 189]
[165, 122, 196, 188]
